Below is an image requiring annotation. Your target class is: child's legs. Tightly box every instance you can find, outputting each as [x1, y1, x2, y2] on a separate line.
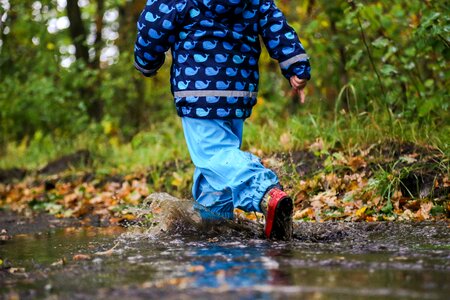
[182, 117, 279, 215]
[192, 168, 234, 219]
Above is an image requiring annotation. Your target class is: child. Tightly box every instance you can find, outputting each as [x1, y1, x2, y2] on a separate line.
[134, 0, 311, 240]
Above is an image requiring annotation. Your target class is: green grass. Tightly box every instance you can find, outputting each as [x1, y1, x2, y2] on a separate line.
[1, 94, 448, 173]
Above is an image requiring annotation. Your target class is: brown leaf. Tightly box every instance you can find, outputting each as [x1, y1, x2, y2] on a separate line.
[419, 201, 433, 220]
[73, 254, 91, 261]
[348, 156, 367, 171]
[404, 200, 420, 211]
[187, 265, 205, 273]
[443, 176, 449, 188]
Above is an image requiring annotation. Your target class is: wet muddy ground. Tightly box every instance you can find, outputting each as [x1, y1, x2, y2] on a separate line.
[1, 207, 449, 300]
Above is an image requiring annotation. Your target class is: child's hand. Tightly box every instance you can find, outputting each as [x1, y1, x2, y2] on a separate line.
[290, 76, 308, 104]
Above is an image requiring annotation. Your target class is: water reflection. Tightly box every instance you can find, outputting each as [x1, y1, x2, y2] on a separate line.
[187, 242, 291, 289]
[1, 220, 449, 299]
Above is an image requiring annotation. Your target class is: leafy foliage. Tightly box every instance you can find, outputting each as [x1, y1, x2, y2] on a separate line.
[0, 0, 448, 147]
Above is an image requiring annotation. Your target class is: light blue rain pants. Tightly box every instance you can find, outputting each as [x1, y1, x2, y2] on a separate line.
[181, 117, 279, 220]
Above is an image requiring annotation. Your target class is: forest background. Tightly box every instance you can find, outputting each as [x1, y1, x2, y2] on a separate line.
[0, 0, 448, 222]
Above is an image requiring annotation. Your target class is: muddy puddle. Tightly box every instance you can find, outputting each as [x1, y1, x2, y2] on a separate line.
[1, 194, 449, 299]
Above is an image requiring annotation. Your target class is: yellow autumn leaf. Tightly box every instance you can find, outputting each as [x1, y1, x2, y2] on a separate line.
[122, 214, 136, 221]
[102, 120, 113, 135]
[356, 206, 367, 217]
[320, 20, 330, 28]
[293, 207, 313, 220]
[171, 172, 183, 187]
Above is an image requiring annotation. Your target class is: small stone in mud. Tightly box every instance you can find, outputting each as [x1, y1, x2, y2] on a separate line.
[127, 255, 144, 263]
[92, 258, 103, 264]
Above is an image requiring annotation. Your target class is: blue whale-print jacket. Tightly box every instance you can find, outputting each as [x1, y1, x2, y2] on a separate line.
[134, 0, 311, 119]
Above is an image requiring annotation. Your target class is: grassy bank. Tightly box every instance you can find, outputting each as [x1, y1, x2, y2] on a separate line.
[1, 94, 449, 172]
[1, 96, 448, 224]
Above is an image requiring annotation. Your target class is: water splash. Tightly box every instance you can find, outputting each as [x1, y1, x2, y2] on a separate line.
[125, 193, 264, 240]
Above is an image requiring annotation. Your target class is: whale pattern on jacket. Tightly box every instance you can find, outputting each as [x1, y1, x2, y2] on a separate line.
[186, 96, 199, 103]
[145, 12, 160, 22]
[138, 37, 151, 47]
[134, 0, 311, 120]
[226, 67, 238, 77]
[195, 80, 212, 89]
[149, 29, 164, 39]
[206, 96, 220, 103]
[223, 42, 235, 50]
[196, 107, 212, 117]
[205, 67, 221, 76]
[203, 40, 218, 50]
[217, 108, 232, 118]
[183, 41, 198, 50]
[185, 67, 200, 76]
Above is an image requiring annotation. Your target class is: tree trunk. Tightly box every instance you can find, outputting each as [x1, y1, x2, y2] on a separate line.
[307, 0, 315, 16]
[66, 0, 89, 63]
[92, 0, 105, 69]
[117, 0, 145, 53]
[117, 0, 147, 131]
[66, 0, 104, 121]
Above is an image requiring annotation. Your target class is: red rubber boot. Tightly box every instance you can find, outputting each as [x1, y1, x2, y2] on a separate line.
[260, 188, 293, 240]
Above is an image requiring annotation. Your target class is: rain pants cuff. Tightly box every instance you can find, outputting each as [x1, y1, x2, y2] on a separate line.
[193, 202, 234, 221]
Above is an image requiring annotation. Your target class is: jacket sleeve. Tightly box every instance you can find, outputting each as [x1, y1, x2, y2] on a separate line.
[258, 0, 311, 81]
[134, 0, 189, 77]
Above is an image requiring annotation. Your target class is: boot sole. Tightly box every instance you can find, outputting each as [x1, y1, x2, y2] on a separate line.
[269, 196, 293, 240]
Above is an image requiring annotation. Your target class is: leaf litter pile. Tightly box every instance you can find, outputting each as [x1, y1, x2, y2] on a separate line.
[0, 141, 448, 225]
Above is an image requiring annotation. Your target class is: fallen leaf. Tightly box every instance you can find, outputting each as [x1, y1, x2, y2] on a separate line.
[171, 172, 184, 187]
[73, 254, 91, 261]
[415, 201, 433, 220]
[293, 207, 314, 220]
[95, 242, 120, 256]
[187, 265, 205, 273]
[8, 267, 26, 274]
[356, 206, 367, 217]
[404, 200, 420, 211]
[399, 209, 414, 221]
[399, 156, 417, 164]
[348, 156, 367, 170]
[51, 258, 66, 266]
